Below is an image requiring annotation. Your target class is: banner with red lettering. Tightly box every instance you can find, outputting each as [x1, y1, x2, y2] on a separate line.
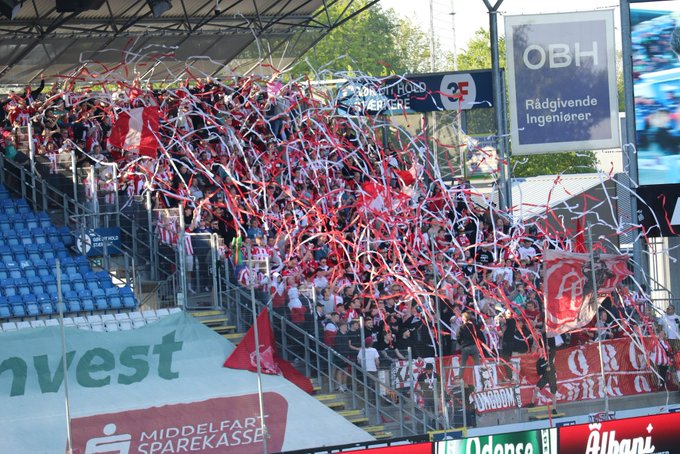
[434, 338, 664, 410]
[519, 337, 664, 406]
[544, 250, 630, 337]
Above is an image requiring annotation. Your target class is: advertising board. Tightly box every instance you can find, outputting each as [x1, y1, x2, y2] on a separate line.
[435, 428, 557, 454]
[505, 11, 620, 155]
[559, 412, 680, 454]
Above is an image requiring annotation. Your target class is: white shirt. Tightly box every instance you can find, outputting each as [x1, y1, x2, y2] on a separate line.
[660, 314, 680, 340]
[357, 347, 380, 372]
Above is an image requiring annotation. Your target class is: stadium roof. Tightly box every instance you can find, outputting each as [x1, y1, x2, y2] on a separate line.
[0, 0, 378, 85]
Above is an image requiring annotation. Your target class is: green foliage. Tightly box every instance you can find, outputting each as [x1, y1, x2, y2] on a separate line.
[294, 1, 443, 77]
[511, 151, 598, 178]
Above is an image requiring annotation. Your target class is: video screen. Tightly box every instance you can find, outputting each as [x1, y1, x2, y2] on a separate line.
[632, 1, 680, 185]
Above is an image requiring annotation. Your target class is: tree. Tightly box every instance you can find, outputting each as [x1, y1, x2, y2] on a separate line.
[293, 1, 443, 77]
[456, 28, 599, 178]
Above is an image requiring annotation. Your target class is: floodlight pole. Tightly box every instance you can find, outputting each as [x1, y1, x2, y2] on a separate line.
[483, 0, 511, 212]
[619, 0, 645, 286]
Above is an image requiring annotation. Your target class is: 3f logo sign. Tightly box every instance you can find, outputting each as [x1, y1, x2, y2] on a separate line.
[523, 42, 599, 69]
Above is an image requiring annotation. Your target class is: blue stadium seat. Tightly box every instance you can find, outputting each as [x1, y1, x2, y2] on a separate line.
[95, 297, 109, 311]
[58, 227, 74, 248]
[40, 302, 54, 316]
[0, 268, 8, 280]
[41, 277, 58, 296]
[64, 290, 78, 300]
[5, 232, 20, 247]
[0, 306, 10, 318]
[11, 303, 25, 318]
[104, 287, 118, 297]
[12, 219, 26, 232]
[107, 296, 122, 311]
[77, 289, 92, 299]
[25, 302, 40, 318]
[2, 280, 17, 297]
[0, 295, 6, 307]
[25, 243, 42, 261]
[24, 216, 39, 231]
[122, 295, 137, 310]
[67, 299, 83, 313]
[81, 298, 95, 313]
[23, 266, 37, 279]
[72, 279, 86, 293]
[37, 212, 52, 229]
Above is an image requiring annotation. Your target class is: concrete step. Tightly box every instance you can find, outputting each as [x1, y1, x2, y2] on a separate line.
[190, 310, 223, 318]
[337, 409, 363, 418]
[324, 401, 345, 410]
[373, 432, 394, 440]
[212, 325, 237, 334]
[223, 332, 244, 341]
[347, 416, 369, 425]
[363, 425, 385, 434]
[200, 317, 229, 326]
[314, 394, 339, 402]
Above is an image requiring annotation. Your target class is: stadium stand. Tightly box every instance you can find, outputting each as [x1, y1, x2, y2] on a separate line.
[0, 182, 139, 321]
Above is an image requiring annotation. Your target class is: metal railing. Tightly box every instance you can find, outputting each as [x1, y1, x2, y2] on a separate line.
[218, 267, 442, 436]
[0, 151, 180, 311]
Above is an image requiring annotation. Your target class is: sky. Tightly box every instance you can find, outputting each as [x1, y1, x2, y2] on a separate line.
[379, 0, 623, 55]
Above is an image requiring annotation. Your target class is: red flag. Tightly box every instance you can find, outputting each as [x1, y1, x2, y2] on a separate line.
[544, 249, 594, 337]
[544, 250, 632, 337]
[224, 308, 314, 394]
[108, 106, 160, 158]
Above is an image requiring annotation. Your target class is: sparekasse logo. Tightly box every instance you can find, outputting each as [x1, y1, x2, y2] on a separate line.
[439, 74, 476, 110]
[84, 423, 132, 454]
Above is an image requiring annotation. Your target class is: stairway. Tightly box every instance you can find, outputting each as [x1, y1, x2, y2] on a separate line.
[312, 382, 394, 440]
[192, 309, 392, 440]
[190, 309, 239, 342]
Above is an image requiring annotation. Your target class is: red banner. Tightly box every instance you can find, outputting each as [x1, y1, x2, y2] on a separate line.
[519, 337, 661, 406]
[438, 338, 663, 408]
[70, 393, 287, 454]
[559, 413, 680, 454]
[544, 250, 630, 337]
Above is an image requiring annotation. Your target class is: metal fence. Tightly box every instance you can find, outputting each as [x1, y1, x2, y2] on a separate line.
[0, 144, 180, 311]
[219, 266, 448, 435]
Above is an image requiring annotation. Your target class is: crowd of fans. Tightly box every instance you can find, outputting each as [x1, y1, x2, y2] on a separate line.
[0, 68, 676, 393]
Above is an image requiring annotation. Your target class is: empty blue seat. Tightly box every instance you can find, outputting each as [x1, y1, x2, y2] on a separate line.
[67, 299, 82, 313]
[64, 290, 78, 300]
[37, 212, 52, 228]
[5, 233, 19, 247]
[72, 279, 86, 293]
[11, 304, 25, 318]
[22, 266, 37, 279]
[26, 303, 40, 318]
[40, 302, 54, 316]
[0, 306, 10, 318]
[95, 297, 109, 311]
[104, 287, 118, 296]
[122, 295, 137, 310]
[78, 289, 92, 298]
[58, 227, 74, 248]
[2, 281, 17, 297]
[81, 298, 95, 313]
